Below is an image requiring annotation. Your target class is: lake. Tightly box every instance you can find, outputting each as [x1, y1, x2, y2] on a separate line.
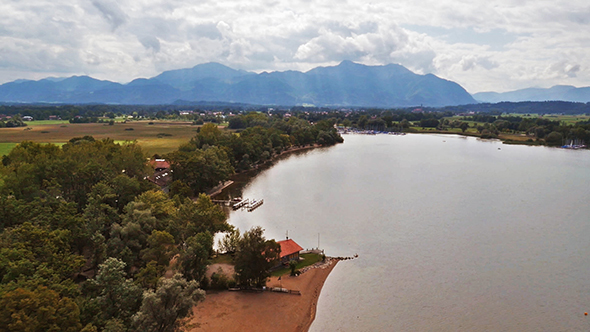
[222, 133, 590, 331]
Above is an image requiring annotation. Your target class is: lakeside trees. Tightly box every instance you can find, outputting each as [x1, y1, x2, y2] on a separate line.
[167, 115, 343, 196]
[233, 226, 280, 288]
[0, 138, 236, 331]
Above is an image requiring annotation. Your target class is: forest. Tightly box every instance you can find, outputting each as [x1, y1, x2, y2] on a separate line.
[0, 114, 342, 331]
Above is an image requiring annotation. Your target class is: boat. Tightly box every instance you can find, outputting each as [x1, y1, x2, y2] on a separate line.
[247, 199, 264, 212]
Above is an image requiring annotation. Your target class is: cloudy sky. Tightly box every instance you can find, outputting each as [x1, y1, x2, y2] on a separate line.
[1, 0, 589, 93]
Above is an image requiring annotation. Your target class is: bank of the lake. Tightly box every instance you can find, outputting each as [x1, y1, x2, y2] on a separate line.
[221, 133, 590, 331]
[188, 258, 338, 332]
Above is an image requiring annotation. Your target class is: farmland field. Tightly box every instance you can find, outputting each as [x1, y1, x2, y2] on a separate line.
[0, 120, 202, 156]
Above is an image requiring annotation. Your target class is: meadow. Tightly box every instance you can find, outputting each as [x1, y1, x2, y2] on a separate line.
[0, 120, 201, 156]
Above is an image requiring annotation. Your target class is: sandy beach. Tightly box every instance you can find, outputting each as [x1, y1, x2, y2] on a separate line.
[186, 258, 338, 332]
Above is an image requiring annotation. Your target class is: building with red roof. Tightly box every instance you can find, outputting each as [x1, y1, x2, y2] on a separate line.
[147, 159, 172, 188]
[150, 159, 171, 172]
[277, 238, 304, 265]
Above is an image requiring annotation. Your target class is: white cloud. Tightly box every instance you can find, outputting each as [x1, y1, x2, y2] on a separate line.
[0, 0, 589, 93]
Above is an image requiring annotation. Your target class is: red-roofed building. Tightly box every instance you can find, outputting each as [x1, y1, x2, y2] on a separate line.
[150, 159, 170, 172]
[277, 239, 304, 264]
[147, 159, 172, 188]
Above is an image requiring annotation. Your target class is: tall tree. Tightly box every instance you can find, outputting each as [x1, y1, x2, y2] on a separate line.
[0, 286, 81, 332]
[132, 274, 205, 332]
[233, 226, 280, 288]
[167, 146, 234, 195]
[82, 258, 143, 330]
[179, 232, 213, 282]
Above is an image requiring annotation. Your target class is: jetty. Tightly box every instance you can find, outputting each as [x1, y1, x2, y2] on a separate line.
[211, 197, 264, 212]
[232, 198, 249, 210]
[247, 199, 264, 212]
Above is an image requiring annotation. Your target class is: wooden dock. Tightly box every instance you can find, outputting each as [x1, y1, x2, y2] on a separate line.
[212, 197, 264, 212]
[211, 200, 233, 206]
[247, 199, 263, 212]
[232, 198, 249, 210]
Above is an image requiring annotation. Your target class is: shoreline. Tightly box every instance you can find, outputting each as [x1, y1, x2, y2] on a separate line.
[208, 143, 328, 200]
[187, 258, 339, 332]
[230, 144, 323, 177]
[300, 258, 339, 332]
[191, 143, 342, 331]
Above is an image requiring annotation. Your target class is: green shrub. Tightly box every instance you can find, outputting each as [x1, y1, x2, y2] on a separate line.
[200, 275, 210, 290]
[210, 268, 232, 290]
[289, 260, 298, 276]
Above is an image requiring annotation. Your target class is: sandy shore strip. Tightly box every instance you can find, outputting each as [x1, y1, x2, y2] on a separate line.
[186, 258, 338, 332]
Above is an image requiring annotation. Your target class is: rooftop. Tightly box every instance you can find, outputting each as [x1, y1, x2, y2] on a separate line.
[150, 158, 170, 170]
[277, 239, 303, 258]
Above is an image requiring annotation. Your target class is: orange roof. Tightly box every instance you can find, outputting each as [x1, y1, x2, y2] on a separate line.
[277, 239, 303, 258]
[150, 159, 170, 170]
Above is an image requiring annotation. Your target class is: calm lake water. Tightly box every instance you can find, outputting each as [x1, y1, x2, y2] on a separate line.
[222, 134, 590, 331]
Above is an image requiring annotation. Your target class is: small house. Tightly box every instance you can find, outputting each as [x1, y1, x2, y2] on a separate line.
[147, 159, 172, 189]
[277, 238, 303, 265]
[150, 159, 170, 172]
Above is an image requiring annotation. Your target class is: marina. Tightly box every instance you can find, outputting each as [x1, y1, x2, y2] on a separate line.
[212, 197, 264, 212]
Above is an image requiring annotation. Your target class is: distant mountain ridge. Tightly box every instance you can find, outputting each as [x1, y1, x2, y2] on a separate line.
[0, 61, 476, 107]
[473, 85, 590, 103]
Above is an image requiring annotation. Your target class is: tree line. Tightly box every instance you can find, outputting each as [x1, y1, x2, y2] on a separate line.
[167, 113, 343, 196]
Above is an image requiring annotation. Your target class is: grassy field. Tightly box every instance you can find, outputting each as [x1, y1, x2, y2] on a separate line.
[0, 120, 202, 156]
[0, 143, 17, 156]
[25, 120, 71, 126]
[539, 114, 590, 125]
[271, 253, 323, 277]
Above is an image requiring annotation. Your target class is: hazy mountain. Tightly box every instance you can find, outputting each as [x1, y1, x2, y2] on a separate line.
[473, 85, 590, 103]
[0, 61, 476, 107]
[152, 62, 254, 91]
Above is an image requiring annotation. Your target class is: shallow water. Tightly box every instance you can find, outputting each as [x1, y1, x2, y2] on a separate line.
[224, 134, 590, 331]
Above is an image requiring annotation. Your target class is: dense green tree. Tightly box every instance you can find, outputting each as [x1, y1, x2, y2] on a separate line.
[134, 261, 165, 290]
[140, 230, 177, 267]
[0, 286, 81, 332]
[0, 222, 84, 286]
[82, 258, 143, 330]
[168, 180, 193, 198]
[419, 118, 439, 128]
[1, 139, 149, 209]
[109, 175, 146, 213]
[545, 131, 564, 146]
[357, 115, 368, 129]
[179, 232, 213, 282]
[459, 122, 469, 133]
[218, 228, 240, 255]
[167, 146, 234, 195]
[135, 190, 176, 221]
[233, 226, 280, 288]
[132, 274, 205, 332]
[107, 203, 158, 269]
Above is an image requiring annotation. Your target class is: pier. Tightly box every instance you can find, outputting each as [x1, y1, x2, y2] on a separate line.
[212, 197, 264, 212]
[232, 198, 249, 210]
[247, 199, 264, 212]
[211, 200, 233, 206]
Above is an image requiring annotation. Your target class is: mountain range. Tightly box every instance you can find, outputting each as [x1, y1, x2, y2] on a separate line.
[0, 61, 476, 107]
[473, 85, 590, 103]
